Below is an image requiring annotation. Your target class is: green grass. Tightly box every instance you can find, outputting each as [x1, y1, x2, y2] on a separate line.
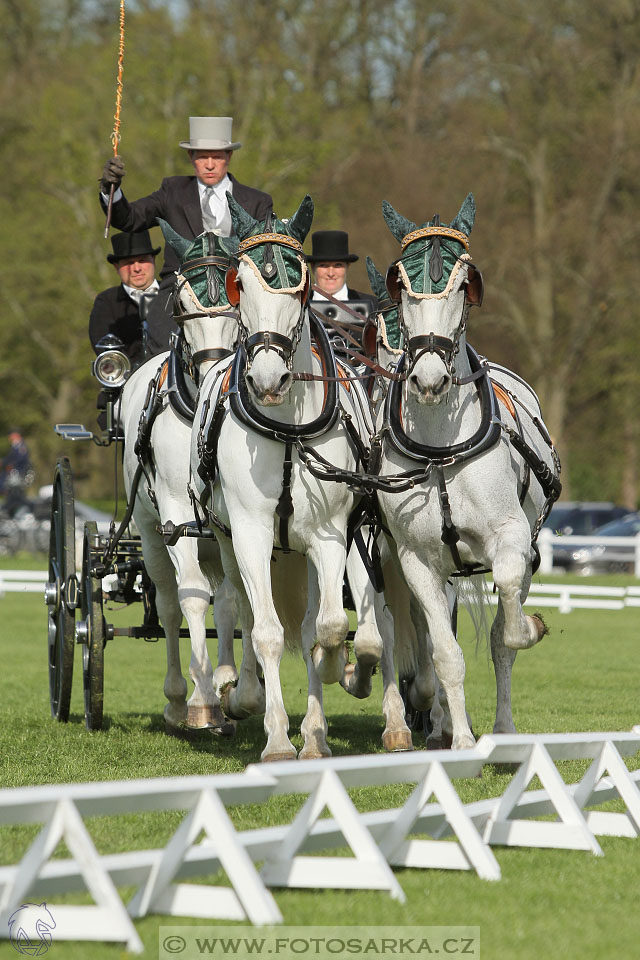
[0, 584, 639, 959]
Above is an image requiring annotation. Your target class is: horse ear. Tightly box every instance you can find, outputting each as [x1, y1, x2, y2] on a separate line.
[226, 192, 260, 240]
[286, 195, 314, 243]
[382, 201, 416, 243]
[158, 218, 191, 259]
[366, 256, 387, 301]
[450, 193, 476, 236]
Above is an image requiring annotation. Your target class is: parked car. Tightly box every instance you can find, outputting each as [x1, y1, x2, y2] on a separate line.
[542, 501, 630, 571]
[543, 500, 629, 570]
[570, 512, 640, 576]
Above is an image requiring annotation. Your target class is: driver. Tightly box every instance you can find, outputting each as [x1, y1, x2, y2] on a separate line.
[99, 115, 273, 357]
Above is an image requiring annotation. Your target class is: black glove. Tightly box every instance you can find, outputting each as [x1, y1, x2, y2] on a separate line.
[100, 155, 125, 193]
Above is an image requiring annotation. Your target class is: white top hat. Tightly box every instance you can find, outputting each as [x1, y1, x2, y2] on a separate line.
[179, 116, 241, 151]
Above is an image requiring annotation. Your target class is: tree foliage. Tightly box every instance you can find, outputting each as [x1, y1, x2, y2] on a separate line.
[0, 0, 638, 505]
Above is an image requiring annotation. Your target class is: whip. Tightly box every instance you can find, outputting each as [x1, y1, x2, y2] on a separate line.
[104, 0, 126, 239]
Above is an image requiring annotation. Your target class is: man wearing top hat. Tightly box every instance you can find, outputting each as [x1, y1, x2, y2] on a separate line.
[89, 229, 161, 369]
[99, 116, 273, 356]
[307, 230, 378, 348]
[307, 230, 378, 312]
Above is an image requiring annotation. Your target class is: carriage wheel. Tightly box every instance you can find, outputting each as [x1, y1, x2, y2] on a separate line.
[46, 457, 78, 722]
[78, 521, 105, 731]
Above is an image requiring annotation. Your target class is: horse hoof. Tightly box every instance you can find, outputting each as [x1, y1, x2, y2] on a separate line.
[220, 682, 249, 721]
[210, 718, 237, 738]
[187, 704, 220, 729]
[299, 746, 332, 760]
[382, 729, 413, 752]
[261, 750, 298, 763]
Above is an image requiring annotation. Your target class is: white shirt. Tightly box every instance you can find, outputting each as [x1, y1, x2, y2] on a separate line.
[312, 282, 349, 302]
[123, 279, 159, 306]
[198, 175, 233, 236]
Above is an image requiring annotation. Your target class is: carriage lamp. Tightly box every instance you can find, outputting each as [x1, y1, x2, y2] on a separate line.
[92, 335, 131, 388]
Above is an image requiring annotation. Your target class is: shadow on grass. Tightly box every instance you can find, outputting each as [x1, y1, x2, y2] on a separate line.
[90, 710, 414, 763]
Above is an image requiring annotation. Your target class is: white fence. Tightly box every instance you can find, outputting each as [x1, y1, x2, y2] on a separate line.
[3, 569, 640, 614]
[0, 570, 48, 595]
[538, 528, 640, 576]
[0, 730, 639, 953]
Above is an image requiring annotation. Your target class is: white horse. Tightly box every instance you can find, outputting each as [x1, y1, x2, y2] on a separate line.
[190, 196, 407, 760]
[119, 224, 239, 736]
[372, 193, 561, 749]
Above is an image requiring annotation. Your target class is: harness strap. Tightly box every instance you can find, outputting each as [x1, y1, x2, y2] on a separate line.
[309, 305, 404, 381]
[275, 440, 295, 552]
[192, 347, 234, 366]
[435, 466, 464, 570]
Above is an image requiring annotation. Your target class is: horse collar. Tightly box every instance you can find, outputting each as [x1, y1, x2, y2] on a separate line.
[229, 311, 341, 442]
[384, 343, 502, 464]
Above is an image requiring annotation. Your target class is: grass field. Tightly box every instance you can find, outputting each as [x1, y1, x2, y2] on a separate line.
[0, 560, 639, 960]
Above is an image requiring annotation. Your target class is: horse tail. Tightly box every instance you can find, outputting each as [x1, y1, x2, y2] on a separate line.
[454, 574, 491, 655]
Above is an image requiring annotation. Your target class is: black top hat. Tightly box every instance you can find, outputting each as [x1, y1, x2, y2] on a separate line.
[107, 230, 161, 264]
[306, 230, 358, 264]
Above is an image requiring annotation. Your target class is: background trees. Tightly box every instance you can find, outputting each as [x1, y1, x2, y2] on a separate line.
[1, 0, 638, 505]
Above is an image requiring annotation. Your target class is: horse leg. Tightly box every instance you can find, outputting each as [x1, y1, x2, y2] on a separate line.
[340, 542, 383, 699]
[493, 535, 547, 650]
[163, 539, 222, 731]
[221, 587, 266, 721]
[223, 529, 295, 761]
[490, 597, 518, 734]
[376, 599, 413, 752]
[211, 576, 240, 697]
[308, 539, 349, 685]
[299, 566, 331, 759]
[138, 527, 188, 731]
[398, 550, 475, 750]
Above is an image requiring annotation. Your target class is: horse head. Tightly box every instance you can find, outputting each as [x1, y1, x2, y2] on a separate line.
[226, 194, 313, 405]
[382, 193, 483, 404]
[160, 220, 239, 377]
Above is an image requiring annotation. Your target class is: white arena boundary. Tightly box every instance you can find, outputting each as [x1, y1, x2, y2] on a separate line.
[0, 730, 639, 953]
[2, 570, 640, 614]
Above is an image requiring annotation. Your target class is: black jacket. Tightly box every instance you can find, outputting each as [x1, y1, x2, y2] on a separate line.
[100, 173, 273, 287]
[89, 284, 147, 368]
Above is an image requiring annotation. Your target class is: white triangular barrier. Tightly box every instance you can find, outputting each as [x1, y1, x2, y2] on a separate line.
[377, 761, 501, 880]
[260, 769, 405, 902]
[572, 741, 640, 838]
[481, 742, 603, 854]
[127, 788, 282, 924]
[0, 798, 143, 954]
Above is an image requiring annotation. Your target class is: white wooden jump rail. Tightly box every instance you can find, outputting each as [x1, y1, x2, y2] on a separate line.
[1, 730, 638, 953]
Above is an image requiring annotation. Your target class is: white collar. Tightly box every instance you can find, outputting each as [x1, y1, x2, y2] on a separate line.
[313, 282, 349, 302]
[123, 278, 159, 302]
[197, 174, 232, 199]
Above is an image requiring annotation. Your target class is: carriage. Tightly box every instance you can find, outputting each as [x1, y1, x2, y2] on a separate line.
[45, 343, 227, 733]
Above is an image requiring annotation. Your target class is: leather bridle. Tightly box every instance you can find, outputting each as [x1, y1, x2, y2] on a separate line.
[224, 225, 310, 370]
[171, 235, 239, 373]
[385, 233, 484, 384]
